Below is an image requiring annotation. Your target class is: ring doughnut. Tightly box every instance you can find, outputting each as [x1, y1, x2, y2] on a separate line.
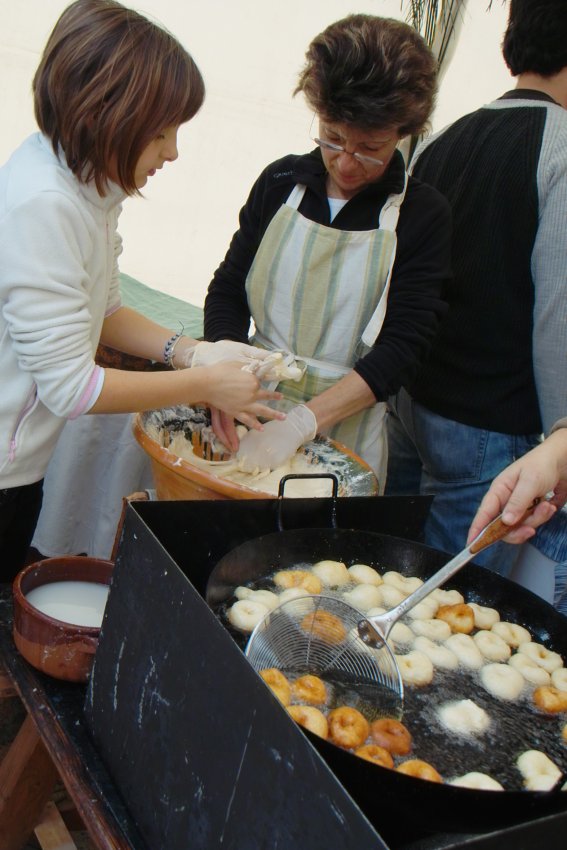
[301, 609, 346, 644]
[388, 620, 415, 649]
[444, 633, 484, 669]
[436, 603, 475, 634]
[312, 560, 350, 588]
[228, 599, 270, 632]
[437, 699, 490, 736]
[370, 718, 412, 755]
[273, 569, 322, 594]
[348, 564, 383, 586]
[342, 584, 384, 612]
[396, 759, 442, 783]
[551, 668, 567, 692]
[518, 642, 563, 673]
[430, 588, 465, 606]
[406, 597, 439, 620]
[410, 618, 451, 642]
[396, 650, 434, 686]
[354, 744, 394, 768]
[288, 704, 328, 739]
[480, 663, 525, 701]
[380, 585, 407, 609]
[260, 668, 292, 705]
[508, 653, 551, 686]
[414, 636, 459, 670]
[292, 674, 327, 705]
[473, 629, 512, 662]
[449, 772, 504, 791]
[533, 685, 567, 714]
[382, 571, 423, 595]
[468, 602, 500, 630]
[234, 587, 279, 610]
[491, 621, 531, 648]
[517, 750, 562, 791]
[328, 706, 370, 749]
[277, 587, 314, 606]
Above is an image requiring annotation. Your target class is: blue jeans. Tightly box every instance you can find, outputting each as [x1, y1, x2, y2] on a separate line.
[385, 389, 541, 577]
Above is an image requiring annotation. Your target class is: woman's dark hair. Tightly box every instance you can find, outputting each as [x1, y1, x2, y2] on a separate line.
[295, 14, 437, 136]
[33, 0, 205, 195]
[503, 0, 567, 77]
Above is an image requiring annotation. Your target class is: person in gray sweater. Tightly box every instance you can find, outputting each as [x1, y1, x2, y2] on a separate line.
[386, 0, 567, 604]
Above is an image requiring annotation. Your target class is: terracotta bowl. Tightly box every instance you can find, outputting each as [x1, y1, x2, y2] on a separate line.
[133, 406, 379, 500]
[12, 556, 113, 683]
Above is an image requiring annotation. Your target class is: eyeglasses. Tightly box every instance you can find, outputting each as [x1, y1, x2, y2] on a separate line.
[312, 137, 385, 167]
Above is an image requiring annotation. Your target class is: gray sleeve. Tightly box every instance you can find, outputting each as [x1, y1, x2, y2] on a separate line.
[532, 111, 567, 434]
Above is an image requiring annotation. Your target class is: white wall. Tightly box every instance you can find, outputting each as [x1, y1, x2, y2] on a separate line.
[1, 0, 512, 307]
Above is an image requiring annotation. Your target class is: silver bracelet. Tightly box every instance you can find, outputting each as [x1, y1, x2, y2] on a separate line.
[163, 331, 183, 368]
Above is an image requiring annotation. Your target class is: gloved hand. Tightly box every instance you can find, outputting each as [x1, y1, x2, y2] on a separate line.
[186, 340, 272, 369]
[236, 405, 317, 472]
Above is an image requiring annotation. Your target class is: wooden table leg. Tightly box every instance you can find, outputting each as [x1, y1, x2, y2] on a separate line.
[0, 714, 60, 850]
[34, 800, 78, 850]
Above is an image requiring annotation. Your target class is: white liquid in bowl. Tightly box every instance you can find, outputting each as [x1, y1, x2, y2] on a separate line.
[25, 580, 110, 627]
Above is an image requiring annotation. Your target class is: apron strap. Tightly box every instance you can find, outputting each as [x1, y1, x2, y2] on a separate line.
[285, 184, 306, 210]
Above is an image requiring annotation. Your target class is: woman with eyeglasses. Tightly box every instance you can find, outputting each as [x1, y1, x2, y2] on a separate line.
[204, 14, 451, 488]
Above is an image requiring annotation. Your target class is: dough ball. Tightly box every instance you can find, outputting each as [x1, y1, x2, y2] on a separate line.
[449, 772, 504, 791]
[260, 668, 291, 705]
[277, 587, 314, 606]
[370, 717, 412, 755]
[430, 588, 465, 606]
[533, 685, 567, 714]
[480, 663, 525, 701]
[348, 564, 383, 586]
[508, 653, 551, 686]
[410, 618, 451, 642]
[328, 706, 370, 749]
[380, 584, 407, 609]
[228, 599, 270, 632]
[382, 571, 423, 595]
[491, 621, 531, 648]
[436, 603, 475, 634]
[312, 559, 350, 587]
[406, 597, 439, 620]
[342, 584, 384, 613]
[300, 609, 346, 644]
[396, 650, 434, 686]
[437, 699, 490, 736]
[354, 744, 394, 768]
[414, 636, 459, 670]
[273, 569, 322, 594]
[396, 759, 442, 783]
[518, 641, 563, 673]
[292, 674, 327, 706]
[468, 602, 500, 630]
[288, 704, 328, 739]
[551, 668, 567, 692]
[388, 620, 415, 648]
[517, 750, 561, 791]
[473, 629, 512, 662]
[444, 633, 484, 670]
[234, 586, 279, 610]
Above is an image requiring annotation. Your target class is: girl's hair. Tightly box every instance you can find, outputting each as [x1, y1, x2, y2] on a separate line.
[295, 14, 437, 137]
[33, 0, 205, 195]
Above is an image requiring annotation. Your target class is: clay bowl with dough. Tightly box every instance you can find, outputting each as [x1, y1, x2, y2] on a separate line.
[13, 556, 113, 683]
[207, 527, 567, 838]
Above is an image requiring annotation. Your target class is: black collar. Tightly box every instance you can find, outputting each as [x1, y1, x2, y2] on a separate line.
[499, 89, 560, 106]
[291, 147, 407, 203]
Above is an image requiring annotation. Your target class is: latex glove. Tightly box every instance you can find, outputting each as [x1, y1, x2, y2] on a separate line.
[236, 405, 317, 472]
[187, 340, 272, 369]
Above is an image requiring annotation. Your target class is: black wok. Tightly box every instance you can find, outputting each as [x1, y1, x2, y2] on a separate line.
[206, 527, 567, 843]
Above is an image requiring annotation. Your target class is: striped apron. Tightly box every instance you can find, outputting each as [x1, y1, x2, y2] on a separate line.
[246, 178, 407, 489]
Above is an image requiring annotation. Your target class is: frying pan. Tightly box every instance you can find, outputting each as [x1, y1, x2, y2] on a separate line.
[205, 527, 567, 841]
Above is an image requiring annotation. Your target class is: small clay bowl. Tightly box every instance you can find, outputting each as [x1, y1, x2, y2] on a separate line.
[12, 556, 113, 683]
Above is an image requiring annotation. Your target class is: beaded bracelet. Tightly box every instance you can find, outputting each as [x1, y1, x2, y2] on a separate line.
[163, 330, 184, 369]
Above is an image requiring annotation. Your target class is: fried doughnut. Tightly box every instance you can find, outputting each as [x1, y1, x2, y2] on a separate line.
[518, 641, 563, 673]
[234, 587, 279, 610]
[354, 744, 394, 768]
[410, 618, 451, 642]
[342, 584, 384, 612]
[370, 718, 412, 755]
[301, 609, 346, 644]
[288, 704, 328, 739]
[509, 653, 551, 686]
[468, 601, 500, 630]
[517, 750, 561, 791]
[348, 564, 383, 586]
[473, 629, 512, 662]
[396, 650, 434, 686]
[312, 559, 350, 588]
[396, 759, 442, 783]
[292, 674, 327, 705]
[273, 569, 322, 594]
[438, 699, 490, 736]
[328, 706, 370, 749]
[480, 663, 525, 701]
[277, 587, 314, 606]
[382, 571, 423, 595]
[430, 588, 464, 606]
[533, 685, 567, 714]
[444, 633, 484, 670]
[551, 668, 567, 692]
[406, 597, 439, 620]
[436, 603, 475, 634]
[449, 772, 504, 791]
[227, 599, 270, 632]
[260, 668, 291, 705]
[380, 584, 407, 609]
[491, 621, 531, 648]
[414, 636, 459, 670]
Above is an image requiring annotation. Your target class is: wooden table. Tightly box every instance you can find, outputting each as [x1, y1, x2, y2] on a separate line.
[0, 588, 146, 850]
